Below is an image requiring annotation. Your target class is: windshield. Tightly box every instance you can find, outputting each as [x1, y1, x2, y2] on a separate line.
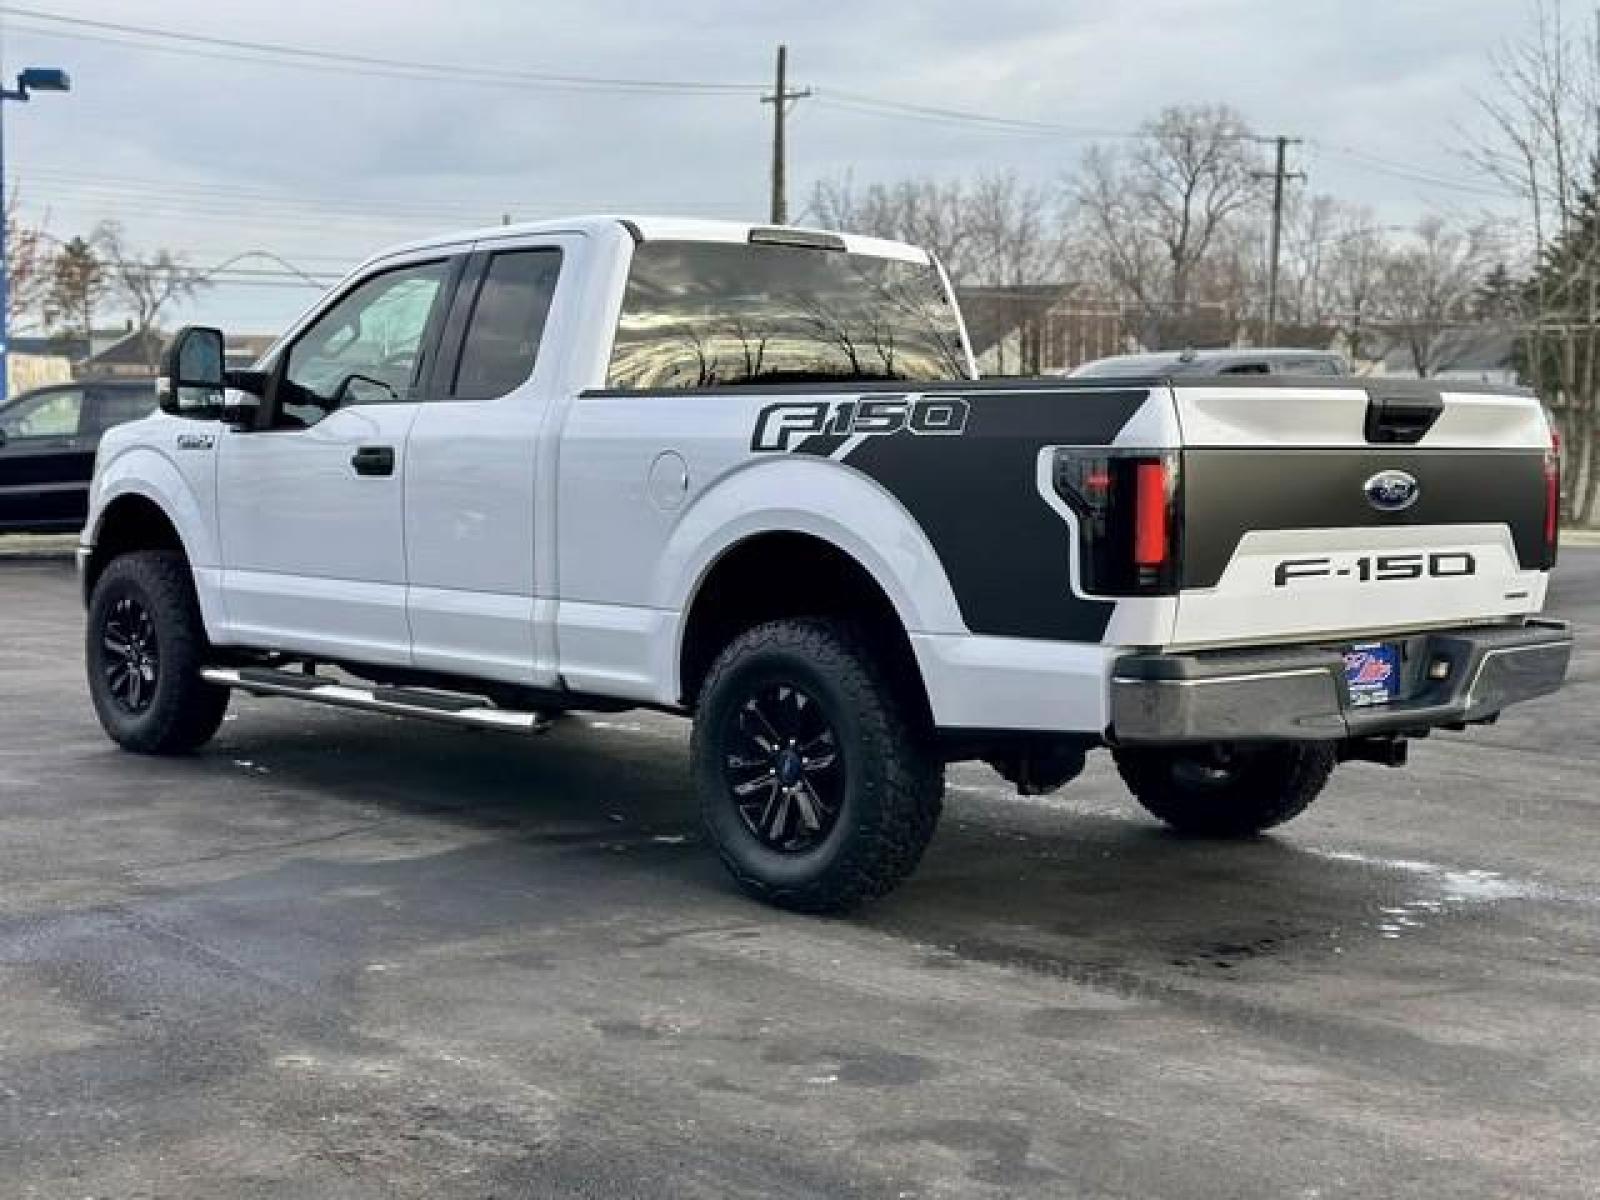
[606, 240, 970, 389]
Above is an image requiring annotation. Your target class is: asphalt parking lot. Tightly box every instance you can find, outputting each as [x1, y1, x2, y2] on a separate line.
[1, 550, 1597, 1199]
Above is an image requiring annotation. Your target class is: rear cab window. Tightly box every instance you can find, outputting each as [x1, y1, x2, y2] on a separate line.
[605, 239, 969, 390]
[450, 248, 563, 400]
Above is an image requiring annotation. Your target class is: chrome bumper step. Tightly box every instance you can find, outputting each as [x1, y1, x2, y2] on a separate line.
[200, 666, 553, 734]
[1108, 620, 1573, 744]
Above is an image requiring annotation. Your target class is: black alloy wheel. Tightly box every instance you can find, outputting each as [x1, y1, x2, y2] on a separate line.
[100, 594, 160, 714]
[691, 618, 944, 913]
[721, 681, 844, 855]
[85, 550, 231, 755]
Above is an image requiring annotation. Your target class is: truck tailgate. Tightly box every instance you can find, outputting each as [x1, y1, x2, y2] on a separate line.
[1169, 381, 1556, 649]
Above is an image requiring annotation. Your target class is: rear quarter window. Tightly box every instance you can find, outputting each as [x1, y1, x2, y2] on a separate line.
[606, 240, 968, 390]
[451, 248, 563, 400]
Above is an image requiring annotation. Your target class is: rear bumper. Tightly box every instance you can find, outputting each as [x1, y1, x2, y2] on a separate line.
[1109, 620, 1572, 744]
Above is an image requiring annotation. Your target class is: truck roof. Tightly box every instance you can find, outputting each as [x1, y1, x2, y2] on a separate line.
[364, 215, 932, 268]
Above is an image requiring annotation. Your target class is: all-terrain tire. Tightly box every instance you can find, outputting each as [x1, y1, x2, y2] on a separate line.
[691, 618, 943, 914]
[86, 550, 230, 754]
[1112, 742, 1336, 836]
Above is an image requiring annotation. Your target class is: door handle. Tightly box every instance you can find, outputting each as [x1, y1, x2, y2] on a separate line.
[350, 445, 395, 476]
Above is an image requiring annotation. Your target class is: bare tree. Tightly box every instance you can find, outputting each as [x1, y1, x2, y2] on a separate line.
[5, 189, 52, 330]
[1275, 192, 1343, 326]
[962, 172, 1065, 372]
[43, 232, 111, 344]
[808, 170, 1066, 372]
[97, 222, 209, 369]
[808, 173, 975, 278]
[1324, 207, 1394, 365]
[1378, 217, 1494, 376]
[1469, 0, 1600, 521]
[1073, 104, 1265, 343]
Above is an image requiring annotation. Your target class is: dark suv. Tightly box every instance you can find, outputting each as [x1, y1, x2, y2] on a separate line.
[1067, 348, 1348, 378]
[0, 378, 156, 533]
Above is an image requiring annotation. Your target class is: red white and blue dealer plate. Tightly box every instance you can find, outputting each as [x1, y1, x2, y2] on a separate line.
[1343, 642, 1401, 707]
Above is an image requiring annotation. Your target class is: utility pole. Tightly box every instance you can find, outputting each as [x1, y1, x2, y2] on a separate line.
[0, 67, 71, 398]
[761, 44, 810, 225]
[1255, 134, 1304, 346]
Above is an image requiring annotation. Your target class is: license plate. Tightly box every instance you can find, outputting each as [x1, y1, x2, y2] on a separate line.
[1344, 642, 1401, 707]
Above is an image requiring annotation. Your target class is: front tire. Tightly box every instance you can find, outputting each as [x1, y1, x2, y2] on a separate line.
[691, 619, 943, 914]
[86, 551, 230, 754]
[1113, 742, 1336, 836]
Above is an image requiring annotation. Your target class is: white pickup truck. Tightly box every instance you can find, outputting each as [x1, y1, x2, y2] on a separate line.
[79, 215, 1572, 912]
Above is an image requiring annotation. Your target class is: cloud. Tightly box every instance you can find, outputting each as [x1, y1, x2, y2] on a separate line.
[2, 0, 1525, 331]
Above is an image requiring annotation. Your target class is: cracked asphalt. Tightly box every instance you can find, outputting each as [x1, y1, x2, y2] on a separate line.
[0, 550, 1597, 1198]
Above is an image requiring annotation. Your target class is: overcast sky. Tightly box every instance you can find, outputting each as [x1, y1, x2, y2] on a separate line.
[0, 0, 1532, 333]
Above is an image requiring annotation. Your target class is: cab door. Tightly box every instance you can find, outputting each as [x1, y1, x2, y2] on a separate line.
[216, 253, 461, 663]
[403, 234, 576, 685]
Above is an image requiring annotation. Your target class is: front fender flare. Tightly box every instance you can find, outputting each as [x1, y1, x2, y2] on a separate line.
[87, 442, 224, 635]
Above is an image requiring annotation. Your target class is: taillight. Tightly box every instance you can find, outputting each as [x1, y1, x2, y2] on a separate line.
[1544, 428, 1561, 567]
[1053, 449, 1181, 595]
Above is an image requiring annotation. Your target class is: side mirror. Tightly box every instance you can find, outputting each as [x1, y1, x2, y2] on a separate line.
[158, 326, 227, 419]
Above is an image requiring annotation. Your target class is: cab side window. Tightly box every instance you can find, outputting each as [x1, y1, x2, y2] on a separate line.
[279, 260, 449, 427]
[451, 249, 563, 401]
[0, 389, 84, 440]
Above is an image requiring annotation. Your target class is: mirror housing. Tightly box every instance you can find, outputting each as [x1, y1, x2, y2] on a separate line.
[158, 326, 227, 419]
[158, 326, 266, 426]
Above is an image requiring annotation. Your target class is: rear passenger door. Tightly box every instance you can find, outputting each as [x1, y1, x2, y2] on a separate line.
[403, 234, 575, 685]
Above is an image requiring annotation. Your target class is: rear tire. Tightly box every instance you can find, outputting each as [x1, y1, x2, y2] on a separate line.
[691, 618, 943, 913]
[1113, 742, 1336, 836]
[86, 551, 230, 755]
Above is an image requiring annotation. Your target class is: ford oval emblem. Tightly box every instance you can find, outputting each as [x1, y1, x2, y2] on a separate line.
[1364, 469, 1420, 513]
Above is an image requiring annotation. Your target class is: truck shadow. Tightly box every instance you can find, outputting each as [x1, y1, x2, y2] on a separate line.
[182, 701, 1507, 989]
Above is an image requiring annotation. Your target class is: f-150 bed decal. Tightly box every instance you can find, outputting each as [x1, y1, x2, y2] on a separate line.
[750, 396, 970, 453]
[784, 388, 1151, 643]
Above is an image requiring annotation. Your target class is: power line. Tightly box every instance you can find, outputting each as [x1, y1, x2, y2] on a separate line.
[1310, 143, 1518, 200]
[815, 92, 1140, 140]
[0, 5, 774, 95]
[18, 164, 753, 222]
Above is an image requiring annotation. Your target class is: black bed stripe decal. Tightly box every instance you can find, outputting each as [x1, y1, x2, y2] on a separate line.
[798, 389, 1151, 642]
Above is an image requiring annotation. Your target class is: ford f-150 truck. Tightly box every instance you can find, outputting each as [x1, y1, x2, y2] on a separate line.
[78, 215, 1572, 912]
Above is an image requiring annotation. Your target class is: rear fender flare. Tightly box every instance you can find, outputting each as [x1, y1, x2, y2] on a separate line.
[651, 456, 967, 701]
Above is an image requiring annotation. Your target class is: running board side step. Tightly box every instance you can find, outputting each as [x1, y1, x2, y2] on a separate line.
[200, 667, 553, 734]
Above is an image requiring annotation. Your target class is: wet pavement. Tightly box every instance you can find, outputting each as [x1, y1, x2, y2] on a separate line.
[0, 551, 1597, 1198]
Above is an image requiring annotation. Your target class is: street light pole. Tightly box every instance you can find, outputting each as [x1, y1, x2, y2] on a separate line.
[0, 67, 71, 399]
